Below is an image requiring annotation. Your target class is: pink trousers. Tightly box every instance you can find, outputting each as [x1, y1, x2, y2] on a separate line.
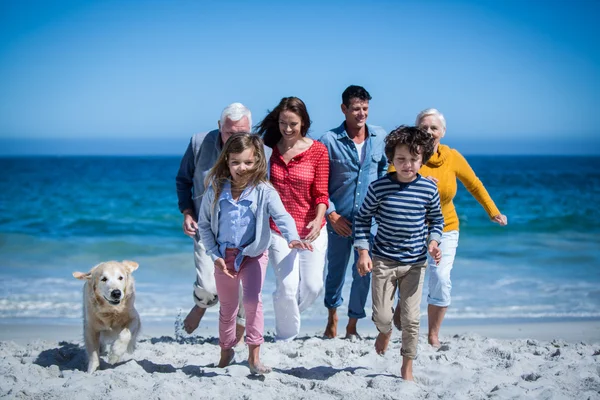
[214, 249, 268, 350]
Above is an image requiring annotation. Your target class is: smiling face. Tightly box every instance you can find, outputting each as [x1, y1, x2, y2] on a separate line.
[418, 115, 445, 146]
[341, 98, 369, 131]
[392, 144, 423, 183]
[227, 148, 256, 184]
[278, 110, 303, 141]
[218, 116, 251, 145]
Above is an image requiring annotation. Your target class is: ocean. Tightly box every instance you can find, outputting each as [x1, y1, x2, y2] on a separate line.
[1, 155, 599, 332]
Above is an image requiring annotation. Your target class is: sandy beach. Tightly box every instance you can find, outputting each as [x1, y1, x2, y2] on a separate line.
[1, 319, 599, 399]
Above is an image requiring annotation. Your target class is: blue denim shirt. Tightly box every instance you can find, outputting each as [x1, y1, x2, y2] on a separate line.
[318, 123, 388, 223]
[217, 183, 257, 271]
[175, 129, 272, 217]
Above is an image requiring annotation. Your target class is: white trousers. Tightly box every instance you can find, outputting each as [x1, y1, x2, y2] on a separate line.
[269, 226, 328, 341]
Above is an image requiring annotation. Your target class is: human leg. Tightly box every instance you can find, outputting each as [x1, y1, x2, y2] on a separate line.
[398, 262, 426, 364]
[184, 238, 217, 334]
[270, 231, 301, 341]
[298, 226, 327, 313]
[239, 252, 269, 373]
[213, 250, 242, 366]
[370, 256, 398, 354]
[346, 245, 371, 337]
[427, 231, 459, 346]
[323, 231, 352, 338]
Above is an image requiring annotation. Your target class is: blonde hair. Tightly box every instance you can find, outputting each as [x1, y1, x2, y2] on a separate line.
[205, 132, 268, 202]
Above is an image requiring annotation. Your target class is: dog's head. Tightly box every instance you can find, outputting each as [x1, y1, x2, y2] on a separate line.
[73, 260, 139, 306]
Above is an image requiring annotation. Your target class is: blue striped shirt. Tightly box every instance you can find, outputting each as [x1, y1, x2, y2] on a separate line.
[354, 173, 444, 264]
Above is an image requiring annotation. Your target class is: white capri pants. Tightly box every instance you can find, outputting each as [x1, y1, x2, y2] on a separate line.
[269, 226, 328, 341]
[427, 230, 459, 307]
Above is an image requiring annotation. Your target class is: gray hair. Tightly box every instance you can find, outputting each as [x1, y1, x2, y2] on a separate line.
[415, 108, 446, 131]
[220, 102, 252, 128]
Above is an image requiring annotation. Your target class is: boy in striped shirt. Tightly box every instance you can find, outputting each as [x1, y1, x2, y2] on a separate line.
[354, 126, 444, 381]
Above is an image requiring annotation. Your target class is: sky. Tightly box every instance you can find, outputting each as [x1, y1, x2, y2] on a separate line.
[1, 0, 599, 155]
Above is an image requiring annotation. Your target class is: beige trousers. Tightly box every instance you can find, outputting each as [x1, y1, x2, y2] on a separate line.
[371, 256, 426, 359]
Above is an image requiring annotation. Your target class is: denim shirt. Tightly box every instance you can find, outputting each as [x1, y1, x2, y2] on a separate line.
[318, 123, 388, 223]
[198, 181, 300, 265]
[217, 183, 257, 271]
[175, 129, 273, 217]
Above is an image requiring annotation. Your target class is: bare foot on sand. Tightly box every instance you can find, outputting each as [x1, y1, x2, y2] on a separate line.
[249, 361, 272, 375]
[183, 305, 206, 334]
[324, 308, 338, 338]
[235, 323, 245, 346]
[401, 359, 414, 381]
[344, 317, 361, 340]
[375, 330, 392, 355]
[217, 348, 235, 368]
[428, 334, 441, 348]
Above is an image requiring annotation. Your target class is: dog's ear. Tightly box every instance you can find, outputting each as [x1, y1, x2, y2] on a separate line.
[122, 260, 139, 273]
[73, 271, 91, 280]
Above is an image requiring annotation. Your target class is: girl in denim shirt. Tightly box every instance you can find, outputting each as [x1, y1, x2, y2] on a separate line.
[197, 132, 312, 374]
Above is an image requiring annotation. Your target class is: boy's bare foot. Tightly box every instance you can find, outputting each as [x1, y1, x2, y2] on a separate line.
[393, 303, 402, 331]
[401, 357, 414, 381]
[183, 305, 206, 334]
[235, 323, 245, 346]
[324, 308, 338, 338]
[375, 330, 392, 355]
[217, 348, 235, 368]
[344, 317, 361, 339]
[428, 334, 441, 348]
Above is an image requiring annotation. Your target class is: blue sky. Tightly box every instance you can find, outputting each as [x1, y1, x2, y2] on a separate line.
[1, 0, 599, 155]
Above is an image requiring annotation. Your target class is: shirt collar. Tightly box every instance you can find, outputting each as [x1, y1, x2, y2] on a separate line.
[219, 181, 257, 203]
[335, 122, 375, 140]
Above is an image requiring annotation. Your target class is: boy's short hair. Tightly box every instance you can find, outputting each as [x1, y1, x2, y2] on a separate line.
[341, 85, 372, 107]
[384, 125, 435, 165]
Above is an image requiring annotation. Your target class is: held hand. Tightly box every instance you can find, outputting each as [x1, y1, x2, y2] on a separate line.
[425, 176, 439, 184]
[182, 213, 198, 237]
[357, 252, 372, 277]
[215, 258, 236, 279]
[328, 212, 352, 237]
[491, 214, 508, 226]
[289, 240, 314, 252]
[428, 241, 442, 265]
[303, 219, 321, 242]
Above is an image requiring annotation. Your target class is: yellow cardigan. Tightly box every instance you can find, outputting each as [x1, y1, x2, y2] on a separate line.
[389, 144, 500, 232]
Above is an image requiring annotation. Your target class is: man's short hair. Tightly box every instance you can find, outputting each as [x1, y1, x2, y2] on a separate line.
[342, 85, 372, 107]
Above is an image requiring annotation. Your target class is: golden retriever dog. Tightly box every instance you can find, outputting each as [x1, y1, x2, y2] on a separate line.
[73, 260, 141, 373]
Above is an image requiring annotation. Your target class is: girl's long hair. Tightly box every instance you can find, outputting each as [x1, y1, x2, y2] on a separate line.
[204, 132, 269, 202]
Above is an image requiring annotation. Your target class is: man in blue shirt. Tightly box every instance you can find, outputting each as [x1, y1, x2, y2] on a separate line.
[318, 85, 388, 339]
[176, 103, 267, 338]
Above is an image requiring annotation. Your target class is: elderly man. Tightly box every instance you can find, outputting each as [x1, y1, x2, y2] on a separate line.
[176, 103, 271, 338]
[318, 86, 388, 340]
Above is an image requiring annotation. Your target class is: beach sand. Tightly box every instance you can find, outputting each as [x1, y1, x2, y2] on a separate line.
[1, 320, 599, 399]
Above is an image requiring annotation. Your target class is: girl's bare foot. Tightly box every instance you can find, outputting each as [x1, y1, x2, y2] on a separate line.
[344, 317, 361, 340]
[217, 348, 235, 368]
[183, 305, 206, 334]
[248, 361, 272, 375]
[374, 330, 392, 355]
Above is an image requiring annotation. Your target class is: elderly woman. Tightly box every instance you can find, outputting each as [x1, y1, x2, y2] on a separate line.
[393, 108, 507, 348]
